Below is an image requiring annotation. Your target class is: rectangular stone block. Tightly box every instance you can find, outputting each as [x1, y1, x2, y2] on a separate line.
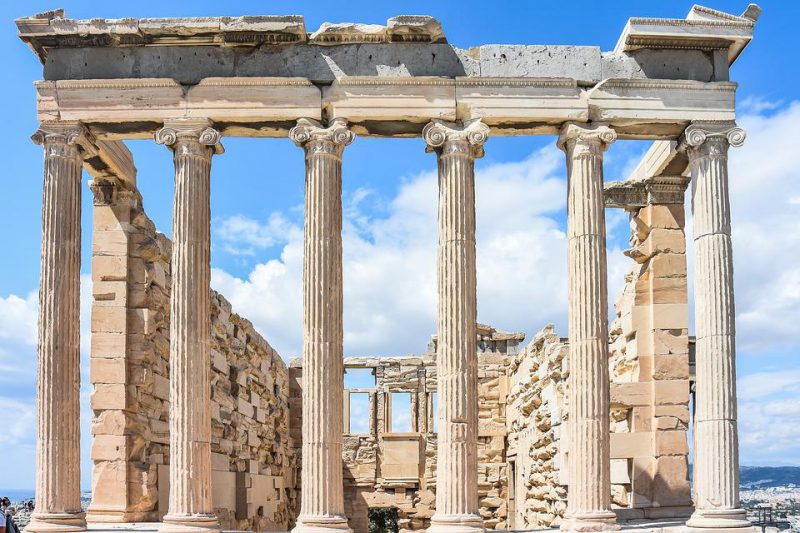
[653, 354, 689, 380]
[92, 306, 127, 334]
[93, 203, 131, 231]
[610, 432, 652, 459]
[610, 382, 651, 407]
[92, 280, 128, 306]
[91, 357, 127, 384]
[92, 255, 128, 282]
[651, 455, 691, 507]
[89, 459, 128, 508]
[153, 373, 170, 401]
[654, 405, 690, 425]
[634, 278, 687, 305]
[654, 380, 689, 406]
[91, 383, 129, 411]
[631, 406, 653, 432]
[610, 458, 631, 484]
[187, 77, 322, 122]
[455, 77, 588, 127]
[212, 470, 237, 511]
[642, 228, 685, 255]
[655, 430, 689, 457]
[323, 77, 455, 128]
[640, 204, 685, 230]
[631, 303, 688, 332]
[92, 434, 131, 461]
[647, 254, 687, 279]
[92, 334, 129, 363]
[93, 229, 130, 256]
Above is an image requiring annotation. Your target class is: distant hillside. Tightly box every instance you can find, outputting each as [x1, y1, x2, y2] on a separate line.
[741, 466, 800, 488]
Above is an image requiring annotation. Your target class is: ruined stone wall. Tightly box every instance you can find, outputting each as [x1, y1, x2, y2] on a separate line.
[505, 325, 569, 530]
[607, 203, 692, 518]
[290, 325, 519, 533]
[88, 180, 297, 529]
[505, 202, 693, 529]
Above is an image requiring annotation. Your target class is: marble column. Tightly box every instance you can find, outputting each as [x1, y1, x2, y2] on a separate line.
[557, 122, 619, 533]
[155, 119, 223, 533]
[683, 122, 752, 532]
[26, 123, 87, 533]
[423, 119, 489, 533]
[289, 118, 354, 533]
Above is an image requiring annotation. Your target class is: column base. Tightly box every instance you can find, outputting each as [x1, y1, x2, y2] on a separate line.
[427, 513, 485, 533]
[159, 513, 220, 533]
[560, 510, 620, 533]
[292, 515, 352, 533]
[24, 512, 87, 533]
[685, 508, 753, 531]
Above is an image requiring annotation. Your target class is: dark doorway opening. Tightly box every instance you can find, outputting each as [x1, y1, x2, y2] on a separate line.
[368, 507, 399, 533]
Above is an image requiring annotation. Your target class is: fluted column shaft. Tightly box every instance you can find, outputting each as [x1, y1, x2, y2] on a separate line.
[424, 120, 488, 533]
[558, 123, 618, 533]
[155, 120, 223, 533]
[684, 122, 751, 531]
[290, 118, 354, 533]
[26, 123, 87, 533]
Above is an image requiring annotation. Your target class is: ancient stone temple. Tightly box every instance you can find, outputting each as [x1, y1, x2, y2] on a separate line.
[17, 3, 760, 533]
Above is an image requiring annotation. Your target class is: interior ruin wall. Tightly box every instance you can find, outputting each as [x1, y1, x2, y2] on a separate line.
[87, 178, 298, 530]
[289, 326, 521, 533]
[505, 201, 693, 530]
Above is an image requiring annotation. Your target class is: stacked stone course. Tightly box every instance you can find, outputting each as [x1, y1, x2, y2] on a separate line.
[506, 326, 569, 530]
[290, 325, 519, 533]
[88, 181, 297, 530]
[505, 195, 692, 530]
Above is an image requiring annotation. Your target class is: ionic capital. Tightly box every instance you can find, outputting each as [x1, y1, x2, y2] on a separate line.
[289, 118, 354, 158]
[423, 119, 489, 159]
[32, 121, 86, 159]
[681, 121, 745, 159]
[557, 122, 616, 157]
[155, 119, 224, 155]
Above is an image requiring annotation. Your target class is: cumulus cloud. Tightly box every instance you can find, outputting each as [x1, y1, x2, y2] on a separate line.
[0, 274, 93, 488]
[0, 291, 37, 345]
[726, 102, 800, 353]
[213, 145, 586, 357]
[215, 212, 298, 256]
[738, 370, 800, 465]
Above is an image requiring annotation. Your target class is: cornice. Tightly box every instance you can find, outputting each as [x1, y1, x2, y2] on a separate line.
[604, 175, 690, 209]
[455, 77, 577, 89]
[626, 17, 754, 29]
[597, 79, 737, 92]
[333, 77, 454, 87]
[16, 12, 446, 62]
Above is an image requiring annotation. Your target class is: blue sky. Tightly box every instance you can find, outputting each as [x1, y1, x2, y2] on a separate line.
[0, 1, 798, 491]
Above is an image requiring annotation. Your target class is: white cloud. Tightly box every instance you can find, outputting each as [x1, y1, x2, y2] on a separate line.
[726, 102, 800, 353]
[738, 370, 800, 465]
[738, 370, 800, 401]
[0, 397, 35, 445]
[214, 213, 298, 256]
[0, 274, 94, 489]
[738, 95, 784, 115]
[0, 291, 37, 346]
[213, 145, 580, 358]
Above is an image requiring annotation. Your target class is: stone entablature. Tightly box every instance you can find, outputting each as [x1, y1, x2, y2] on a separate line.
[21, 5, 758, 143]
